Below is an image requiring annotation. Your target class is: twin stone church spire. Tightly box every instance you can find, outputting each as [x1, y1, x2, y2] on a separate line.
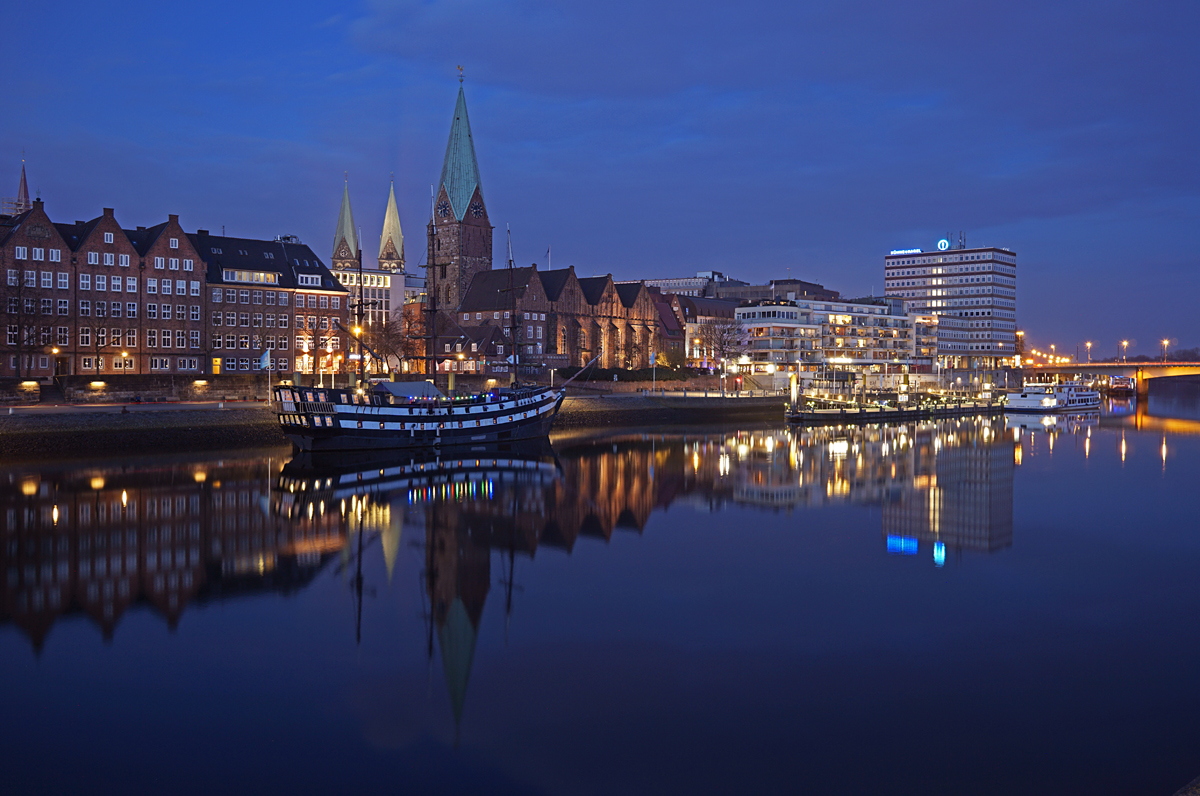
[332, 81, 489, 314]
[332, 175, 405, 273]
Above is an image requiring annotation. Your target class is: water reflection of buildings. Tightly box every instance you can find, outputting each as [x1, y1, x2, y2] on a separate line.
[4, 420, 1023, 727]
[675, 419, 1016, 554]
[272, 421, 1017, 731]
[0, 454, 345, 650]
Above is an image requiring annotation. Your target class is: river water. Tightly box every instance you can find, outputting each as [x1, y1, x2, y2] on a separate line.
[2, 387, 1199, 795]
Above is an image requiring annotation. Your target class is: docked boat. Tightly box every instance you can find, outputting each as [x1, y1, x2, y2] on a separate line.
[1004, 382, 1100, 413]
[1103, 376, 1136, 397]
[274, 380, 565, 452]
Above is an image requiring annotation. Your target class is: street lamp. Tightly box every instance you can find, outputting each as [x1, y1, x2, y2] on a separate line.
[1121, 340, 1128, 362]
[1085, 341, 1091, 363]
[1162, 339, 1169, 363]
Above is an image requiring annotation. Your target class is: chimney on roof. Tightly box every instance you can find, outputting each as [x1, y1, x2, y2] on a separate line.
[137, 226, 145, 232]
[103, 208, 114, 217]
[197, 229, 209, 236]
[169, 214, 178, 224]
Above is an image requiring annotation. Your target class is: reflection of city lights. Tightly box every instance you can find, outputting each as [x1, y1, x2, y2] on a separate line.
[20, 480, 37, 496]
[1121, 434, 1126, 464]
[52, 505, 59, 525]
[121, 490, 128, 508]
[934, 541, 946, 567]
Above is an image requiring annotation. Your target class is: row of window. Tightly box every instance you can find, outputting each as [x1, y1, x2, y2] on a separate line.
[79, 356, 200, 372]
[461, 311, 547, 322]
[63, 328, 202, 349]
[220, 357, 289, 372]
[212, 334, 293, 350]
[212, 312, 291, 328]
[76, 302, 201, 320]
[10, 248, 62, 262]
[5, 271, 200, 296]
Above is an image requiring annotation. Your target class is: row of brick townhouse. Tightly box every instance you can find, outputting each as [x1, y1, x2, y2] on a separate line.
[0, 198, 348, 380]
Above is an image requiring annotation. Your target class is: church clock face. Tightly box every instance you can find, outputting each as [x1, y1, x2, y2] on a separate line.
[470, 201, 484, 218]
[436, 199, 451, 218]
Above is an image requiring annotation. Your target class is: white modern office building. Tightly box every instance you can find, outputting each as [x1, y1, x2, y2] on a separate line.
[883, 238, 1017, 368]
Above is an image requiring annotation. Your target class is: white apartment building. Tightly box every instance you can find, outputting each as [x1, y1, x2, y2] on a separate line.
[883, 239, 1017, 367]
[734, 297, 921, 377]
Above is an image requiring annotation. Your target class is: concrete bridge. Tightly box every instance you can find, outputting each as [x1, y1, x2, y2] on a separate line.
[1027, 362, 1200, 395]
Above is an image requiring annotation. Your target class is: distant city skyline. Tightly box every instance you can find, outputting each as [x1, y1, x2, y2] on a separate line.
[4, 0, 1196, 357]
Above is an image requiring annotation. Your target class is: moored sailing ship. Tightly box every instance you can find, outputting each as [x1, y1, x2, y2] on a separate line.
[275, 381, 564, 452]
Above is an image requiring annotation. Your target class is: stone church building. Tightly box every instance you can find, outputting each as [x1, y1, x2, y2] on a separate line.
[424, 84, 662, 374]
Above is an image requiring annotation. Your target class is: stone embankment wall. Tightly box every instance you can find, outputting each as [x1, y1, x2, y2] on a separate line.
[0, 379, 41, 404]
[0, 406, 287, 460]
[59, 374, 277, 403]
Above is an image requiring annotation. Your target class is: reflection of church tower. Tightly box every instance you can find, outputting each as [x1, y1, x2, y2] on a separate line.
[427, 83, 493, 312]
[427, 510, 490, 730]
[332, 180, 359, 272]
[378, 180, 404, 274]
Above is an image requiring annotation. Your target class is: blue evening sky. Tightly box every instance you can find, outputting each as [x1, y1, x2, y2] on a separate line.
[4, 0, 1197, 356]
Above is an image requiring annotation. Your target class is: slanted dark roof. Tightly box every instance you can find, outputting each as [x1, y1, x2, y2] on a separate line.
[122, 221, 169, 256]
[538, 268, 574, 301]
[53, 216, 104, 252]
[614, 281, 643, 308]
[655, 300, 683, 334]
[0, 208, 33, 246]
[577, 276, 610, 306]
[187, 231, 347, 292]
[675, 296, 739, 319]
[457, 267, 535, 313]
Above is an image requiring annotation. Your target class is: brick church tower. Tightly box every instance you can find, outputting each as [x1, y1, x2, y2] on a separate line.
[427, 82, 492, 312]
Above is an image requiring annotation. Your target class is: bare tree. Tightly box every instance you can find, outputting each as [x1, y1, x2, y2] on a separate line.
[364, 307, 426, 374]
[696, 317, 746, 366]
[0, 267, 43, 378]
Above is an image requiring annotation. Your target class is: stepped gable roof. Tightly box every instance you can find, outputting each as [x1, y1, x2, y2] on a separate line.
[379, 179, 403, 260]
[53, 215, 105, 251]
[577, 276, 610, 306]
[122, 221, 169, 256]
[439, 86, 484, 221]
[457, 267, 535, 312]
[614, 281, 643, 308]
[187, 231, 347, 293]
[538, 267, 574, 301]
[333, 181, 358, 256]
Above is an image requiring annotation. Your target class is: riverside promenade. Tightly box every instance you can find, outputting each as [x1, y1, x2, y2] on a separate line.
[0, 391, 788, 459]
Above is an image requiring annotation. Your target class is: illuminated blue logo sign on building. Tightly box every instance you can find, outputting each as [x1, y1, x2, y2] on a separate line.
[937, 239, 950, 251]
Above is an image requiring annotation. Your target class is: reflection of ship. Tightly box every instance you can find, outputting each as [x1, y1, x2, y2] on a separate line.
[1005, 411, 1099, 434]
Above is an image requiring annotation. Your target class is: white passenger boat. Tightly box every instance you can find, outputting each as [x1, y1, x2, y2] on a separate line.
[1004, 382, 1100, 413]
[274, 380, 564, 452]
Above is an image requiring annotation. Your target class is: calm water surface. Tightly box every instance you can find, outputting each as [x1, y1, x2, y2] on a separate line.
[2, 389, 1199, 795]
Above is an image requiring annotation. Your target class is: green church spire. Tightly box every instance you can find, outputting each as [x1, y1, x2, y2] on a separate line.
[438, 86, 484, 222]
[379, 178, 404, 266]
[333, 178, 358, 259]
